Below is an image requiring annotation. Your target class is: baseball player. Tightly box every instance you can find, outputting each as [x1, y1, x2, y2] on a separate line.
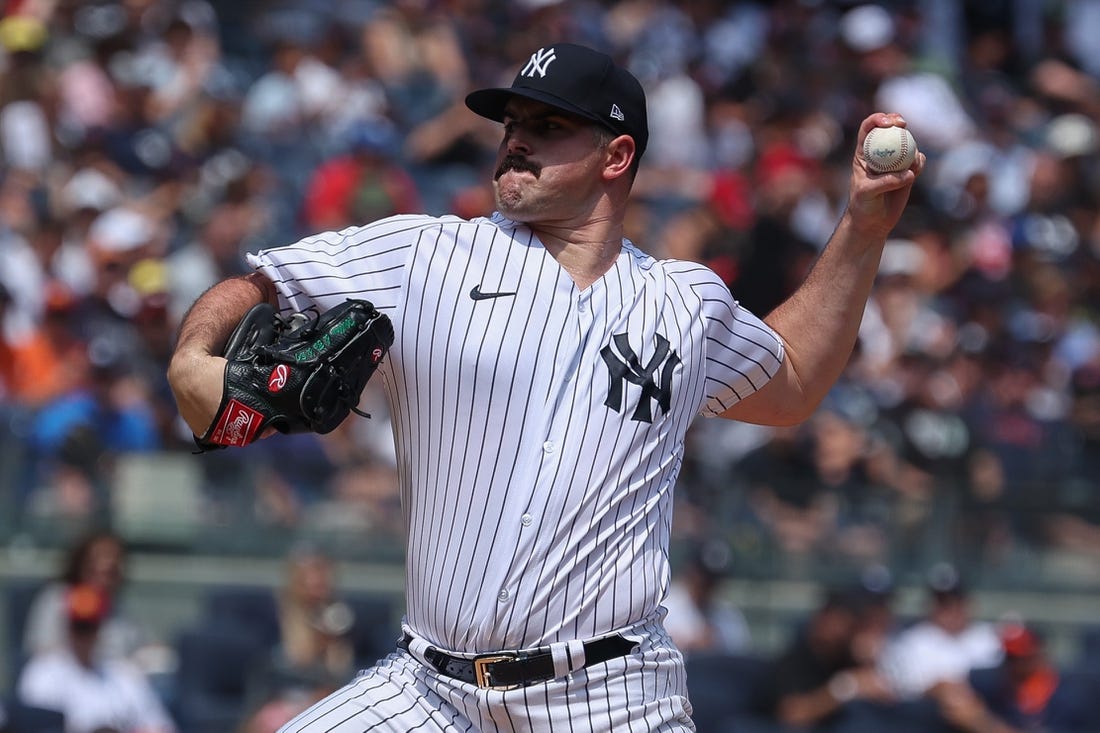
[168, 43, 924, 731]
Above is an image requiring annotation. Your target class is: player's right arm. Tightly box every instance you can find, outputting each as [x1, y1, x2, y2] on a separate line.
[721, 112, 923, 427]
[167, 271, 277, 438]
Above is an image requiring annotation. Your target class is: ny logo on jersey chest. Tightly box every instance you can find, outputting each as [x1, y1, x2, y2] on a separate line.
[601, 333, 679, 423]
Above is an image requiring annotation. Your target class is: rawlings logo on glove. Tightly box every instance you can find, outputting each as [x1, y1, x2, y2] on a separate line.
[196, 298, 394, 451]
[268, 365, 290, 392]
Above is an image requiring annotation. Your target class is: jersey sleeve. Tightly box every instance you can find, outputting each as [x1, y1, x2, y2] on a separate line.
[246, 214, 430, 314]
[694, 268, 785, 417]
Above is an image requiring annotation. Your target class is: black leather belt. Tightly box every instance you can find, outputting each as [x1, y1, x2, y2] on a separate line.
[398, 633, 636, 689]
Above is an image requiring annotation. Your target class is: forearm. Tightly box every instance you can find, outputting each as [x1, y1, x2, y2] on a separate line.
[722, 112, 922, 426]
[776, 684, 845, 728]
[168, 272, 275, 434]
[765, 212, 886, 413]
[174, 272, 276, 356]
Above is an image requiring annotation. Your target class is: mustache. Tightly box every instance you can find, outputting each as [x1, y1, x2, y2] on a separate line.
[495, 154, 541, 180]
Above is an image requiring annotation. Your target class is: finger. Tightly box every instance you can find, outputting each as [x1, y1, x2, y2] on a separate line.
[858, 113, 894, 140]
[856, 112, 909, 151]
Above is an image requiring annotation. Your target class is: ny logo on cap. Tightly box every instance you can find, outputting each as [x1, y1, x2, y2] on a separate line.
[521, 47, 557, 78]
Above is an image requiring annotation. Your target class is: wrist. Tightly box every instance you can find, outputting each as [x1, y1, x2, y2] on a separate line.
[828, 671, 858, 704]
[836, 209, 892, 247]
[167, 351, 228, 432]
[168, 347, 213, 387]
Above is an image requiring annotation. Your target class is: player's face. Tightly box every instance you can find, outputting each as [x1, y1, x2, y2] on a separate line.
[492, 99, 608, 224]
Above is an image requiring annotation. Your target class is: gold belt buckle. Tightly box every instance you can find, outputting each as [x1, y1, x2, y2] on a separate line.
[473, 654, 517, 689]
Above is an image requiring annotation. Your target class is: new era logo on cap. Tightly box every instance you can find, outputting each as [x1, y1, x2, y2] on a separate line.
[465, 43, 648, 158]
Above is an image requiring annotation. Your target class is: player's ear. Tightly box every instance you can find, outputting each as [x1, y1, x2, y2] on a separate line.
[602, 134, 636, 181]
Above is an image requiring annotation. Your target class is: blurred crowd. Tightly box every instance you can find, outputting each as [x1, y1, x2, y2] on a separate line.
[5, 530, 1098, 733]
[2, 0, 1100, 660]
[680, 558, 1100, 732]
[0, 529, 404, 733]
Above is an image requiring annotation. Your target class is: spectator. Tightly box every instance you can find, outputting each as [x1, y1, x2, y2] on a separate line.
[0, 14, 54, 173]
[662, 541, 751, 656]
[23, 531, 153, 665]
[858, 238, 953, 381]
[166, 166, 274, 325]
[270, 544, 357, 688]
[204, 544, 368, 733]
[1, 282, 89, 409]
[238, 35, 335, 236]
[766, 586, 896, 729]
[0, 172, 51, 341]
[840, 3, 978, 155]
[301, 121, 421, 231]
[807, 389, 899, 565]
[362, 5, 491, 214]
[25, 339, 160, 464]
[737, 423, 838, 559]
[52, 165, 124, 296]
[729, 141, 822, 318]
[928, 622, 1099, 733]
[736, 387, 899, 564]
[879, 563, 1003, 700]
[300, 459, 402, 541]
[16, 583, 177, 733]
[130, 14, 222, 126]
[20, 206, 169, 472]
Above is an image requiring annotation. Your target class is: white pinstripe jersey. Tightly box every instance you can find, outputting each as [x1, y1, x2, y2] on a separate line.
[248, 212, 784, 654]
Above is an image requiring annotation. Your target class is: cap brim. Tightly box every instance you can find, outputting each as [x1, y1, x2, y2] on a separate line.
[465, 87, 610, 130]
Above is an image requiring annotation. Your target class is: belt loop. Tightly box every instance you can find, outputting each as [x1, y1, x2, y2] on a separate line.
[567, 639, 586, 673]
[549, 642, 570, 679]
[407, 635, 436, 665]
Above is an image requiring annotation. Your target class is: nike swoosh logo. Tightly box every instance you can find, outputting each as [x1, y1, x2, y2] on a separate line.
[470, 286, 517, 301]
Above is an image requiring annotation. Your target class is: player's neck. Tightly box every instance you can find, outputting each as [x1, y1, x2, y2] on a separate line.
[532, 223, 624, 291]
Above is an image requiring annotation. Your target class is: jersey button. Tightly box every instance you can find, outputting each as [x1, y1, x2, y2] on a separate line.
[542, 441, 556, 453]
[497, 588, 510, 602]
[577, 300, 588, 313]
[521, 513, 533, 526]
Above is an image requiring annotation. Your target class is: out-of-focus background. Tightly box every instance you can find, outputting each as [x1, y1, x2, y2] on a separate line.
[2, 1, 1100, 732]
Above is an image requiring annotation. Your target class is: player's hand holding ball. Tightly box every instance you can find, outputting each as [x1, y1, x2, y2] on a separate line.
[861, 124, 918, 173]
[847, 114, 923, 240]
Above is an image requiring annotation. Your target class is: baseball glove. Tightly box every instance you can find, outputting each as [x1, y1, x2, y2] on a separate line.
[195, 298, 394, 451]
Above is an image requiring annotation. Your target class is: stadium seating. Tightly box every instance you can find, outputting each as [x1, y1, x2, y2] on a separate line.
[172, 625, 266, 733]
[3, 580, 44, 687]
[344, 592, 401, 666]
[684, 651, 779, 733]
[3, 697, 65, 733]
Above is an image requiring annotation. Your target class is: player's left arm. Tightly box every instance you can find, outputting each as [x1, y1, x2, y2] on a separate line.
[721, 112, 924, 426]
[168, 272, 278, 438]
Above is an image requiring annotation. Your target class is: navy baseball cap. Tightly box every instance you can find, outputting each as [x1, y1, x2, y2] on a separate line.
[466, 43, 648, 158]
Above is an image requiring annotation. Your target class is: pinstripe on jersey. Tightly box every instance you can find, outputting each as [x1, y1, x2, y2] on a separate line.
[248, 212, 783, 655]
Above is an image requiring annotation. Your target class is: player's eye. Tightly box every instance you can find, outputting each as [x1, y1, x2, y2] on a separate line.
[502, 116, 571, 139]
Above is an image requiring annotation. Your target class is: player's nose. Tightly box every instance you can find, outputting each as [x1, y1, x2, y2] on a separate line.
[505, 131, 532, 156]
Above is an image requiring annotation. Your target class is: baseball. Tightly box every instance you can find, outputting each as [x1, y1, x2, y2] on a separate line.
[862, 125, 917, 173]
